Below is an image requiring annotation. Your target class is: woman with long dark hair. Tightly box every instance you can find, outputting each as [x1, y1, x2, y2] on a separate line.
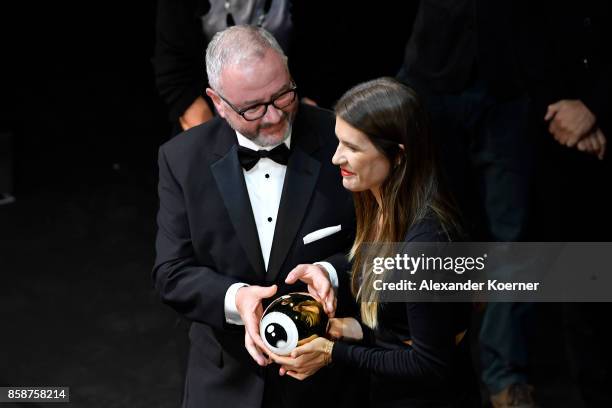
[271, 77, 480, 407]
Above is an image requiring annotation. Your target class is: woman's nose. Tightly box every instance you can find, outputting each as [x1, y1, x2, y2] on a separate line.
[332, 146, 343, 165]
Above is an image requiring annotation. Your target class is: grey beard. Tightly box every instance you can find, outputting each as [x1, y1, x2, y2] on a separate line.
[248, 121, 292, 147]
[253, 123, 291, 147]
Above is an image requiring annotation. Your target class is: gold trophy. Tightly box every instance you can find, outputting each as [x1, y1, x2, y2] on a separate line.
[260, 293, 329, 356]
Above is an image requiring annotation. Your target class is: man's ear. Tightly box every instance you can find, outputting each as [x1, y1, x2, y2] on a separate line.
[206, 88, 225, 118]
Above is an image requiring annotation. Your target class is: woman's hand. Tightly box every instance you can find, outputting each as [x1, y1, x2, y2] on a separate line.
[328, 317, 363, 342]
[269, 337, 334, 381]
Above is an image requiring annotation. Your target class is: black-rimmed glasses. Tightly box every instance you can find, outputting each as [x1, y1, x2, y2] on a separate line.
[216, 85, 297, 121]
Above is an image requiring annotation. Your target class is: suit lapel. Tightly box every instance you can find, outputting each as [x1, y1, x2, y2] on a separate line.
[266, 109, 322, 282]
[210, 124, 266, 280]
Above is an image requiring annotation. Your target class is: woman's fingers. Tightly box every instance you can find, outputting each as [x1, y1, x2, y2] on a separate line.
[327, 318, 344, 339]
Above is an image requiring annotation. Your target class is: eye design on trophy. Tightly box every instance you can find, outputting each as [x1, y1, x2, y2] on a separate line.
[264, 322, 288, 349]
[260, 293, 329, 355]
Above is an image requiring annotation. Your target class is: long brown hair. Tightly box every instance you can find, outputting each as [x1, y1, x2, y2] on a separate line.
[334, 77, 461, 327]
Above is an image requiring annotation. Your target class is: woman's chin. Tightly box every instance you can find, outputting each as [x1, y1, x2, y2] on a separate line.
[342, 179, 363, 193]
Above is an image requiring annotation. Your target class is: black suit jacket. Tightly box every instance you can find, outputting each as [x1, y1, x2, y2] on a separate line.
[153, 104, 357, 407]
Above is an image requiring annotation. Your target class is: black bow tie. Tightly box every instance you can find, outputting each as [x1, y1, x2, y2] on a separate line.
[237, 143, 290, 170]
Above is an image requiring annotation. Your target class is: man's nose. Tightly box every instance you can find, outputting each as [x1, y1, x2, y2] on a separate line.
[262, 104, 283, 123]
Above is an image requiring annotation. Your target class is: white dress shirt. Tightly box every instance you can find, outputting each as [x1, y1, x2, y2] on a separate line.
[224, 130, 338, 325]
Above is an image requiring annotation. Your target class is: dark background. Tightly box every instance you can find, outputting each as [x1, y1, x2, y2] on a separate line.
[0, 3, 599, 407]
[1, 3, 166, 187]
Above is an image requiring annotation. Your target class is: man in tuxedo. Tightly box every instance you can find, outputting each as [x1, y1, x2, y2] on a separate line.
[153, 25, 359, 408]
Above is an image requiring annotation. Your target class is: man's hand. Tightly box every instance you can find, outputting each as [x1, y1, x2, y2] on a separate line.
[577, 127, 607, 160]
[179, 96, 214, 130]
[545, 99, 596, 147]
[300, 96, 318, 107]
[235, 284, 277, 366]
[286, 264, 336, 317]
[269, 337, 333, 381]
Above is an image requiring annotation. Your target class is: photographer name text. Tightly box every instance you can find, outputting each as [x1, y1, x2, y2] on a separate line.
[373, 279, 540, 292]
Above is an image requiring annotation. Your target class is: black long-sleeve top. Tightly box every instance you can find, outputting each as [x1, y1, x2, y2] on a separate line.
[331, 218, 480, 407]
[153, 0, 210, 122]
